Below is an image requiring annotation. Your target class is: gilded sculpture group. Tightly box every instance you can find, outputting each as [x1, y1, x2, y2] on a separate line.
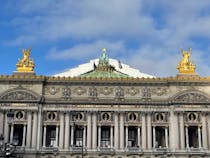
[16, 48, 196, 75]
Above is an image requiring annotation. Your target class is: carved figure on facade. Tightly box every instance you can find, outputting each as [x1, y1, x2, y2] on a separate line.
[115, 86, 124, 101]
[89, 86, 97, 97]
[62, 87, 71, 100]
[142, 87, 151, 101]
[16, 48, 35, 72]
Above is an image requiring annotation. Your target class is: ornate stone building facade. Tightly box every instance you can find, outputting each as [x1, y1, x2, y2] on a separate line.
[1, 48, 210, 158]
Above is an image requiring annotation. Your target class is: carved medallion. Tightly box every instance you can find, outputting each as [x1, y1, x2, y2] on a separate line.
[126, 87, 139, 96]
[152, 87, 167, 96]
[73, 87, 87, 95]
[99, 87, 113, 95]
[46, 87, 60, 95]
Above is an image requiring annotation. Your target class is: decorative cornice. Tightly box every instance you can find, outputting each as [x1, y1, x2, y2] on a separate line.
[0, 74, 210, 83]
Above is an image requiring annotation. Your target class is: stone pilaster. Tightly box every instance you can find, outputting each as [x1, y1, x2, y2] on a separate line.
[32, 111, 38, 148]
[141, 113, 146, 149]
[87, 112, 92, 149]
[26, 111, 32, 148]
[92, 112, 97, 149]
[147, 113, 152, 149]
[59, 112, 64, 149]
[64, 112, 70, 149]
[202, 113, 208, 149]
[114, 113, 119, 149]
[119, 113, 124, 149]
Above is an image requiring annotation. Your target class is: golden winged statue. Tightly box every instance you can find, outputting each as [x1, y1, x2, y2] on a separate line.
[177, 48, 196, 74]
[16, 48, 35, 72]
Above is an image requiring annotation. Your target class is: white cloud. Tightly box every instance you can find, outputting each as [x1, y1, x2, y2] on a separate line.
[2, 0, 210, 76]
[47, 40, 126, 61]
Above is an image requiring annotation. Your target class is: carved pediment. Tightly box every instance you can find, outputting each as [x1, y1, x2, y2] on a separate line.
[0, 87, 41, 103]
[171, 91, 210, 104]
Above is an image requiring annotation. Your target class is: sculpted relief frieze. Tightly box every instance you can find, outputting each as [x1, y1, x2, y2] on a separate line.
[173, 91, 209, 103]
[1, 91, 37, 100]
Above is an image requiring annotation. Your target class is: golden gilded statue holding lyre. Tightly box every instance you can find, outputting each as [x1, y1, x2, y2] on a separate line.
[16, 48, 35, 72]
[177, 48, 196, 74]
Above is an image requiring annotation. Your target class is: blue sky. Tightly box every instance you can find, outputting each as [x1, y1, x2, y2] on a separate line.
[1, 0, 210, 77]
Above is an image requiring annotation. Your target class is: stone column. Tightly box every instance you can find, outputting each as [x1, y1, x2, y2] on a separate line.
[202, 114, 208, 149]
[43, 125, 47, 147]
[10, 124, 14, 144]
[114, 113, 119, 149]
[179, 113, 185, 149]
[125, 126, 128, 148]
[207, 114, 210, 149]
[98, 125, 101, 148]
[26, 111, 32, 148]
[70, 126, 74, 147]
[64, 113, 70, 149]
[56, 125, 59, 147]
[120, 113, 124, 149]
[92, 113, 97, 149]
[153, 126, 156, 148]
[170, 111, 179, 150]
[36, 105, 42, 150]
[198, 126, 202, 148]
[147, 113, 152, 149]
[0, 111, 4, 135]
[185, 126, 189, 148]
[83, 126, 86, 147]
[165, 127, 168, 148]
[142, 113, 146, 149]
[110, 126, 113, 148]
[138, 126, 141, 148]
[87, 112, 92, 149]
[4, 112, 9, 142]
[22, 125, 26, 147]
[59, 112, 64, 149]
[32, 112, 38, 148]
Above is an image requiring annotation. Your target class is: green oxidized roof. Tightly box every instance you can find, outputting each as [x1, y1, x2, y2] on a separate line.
[80, 48, 130, 78]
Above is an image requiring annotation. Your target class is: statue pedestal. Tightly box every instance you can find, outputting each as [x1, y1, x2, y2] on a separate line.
[177, 73, 199, 77]
[13, 71, 35, 76]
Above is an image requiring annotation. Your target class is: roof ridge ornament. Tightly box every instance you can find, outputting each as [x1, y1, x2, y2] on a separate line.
[177, 48, 197, 76]
[15, 48, 35, 75]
